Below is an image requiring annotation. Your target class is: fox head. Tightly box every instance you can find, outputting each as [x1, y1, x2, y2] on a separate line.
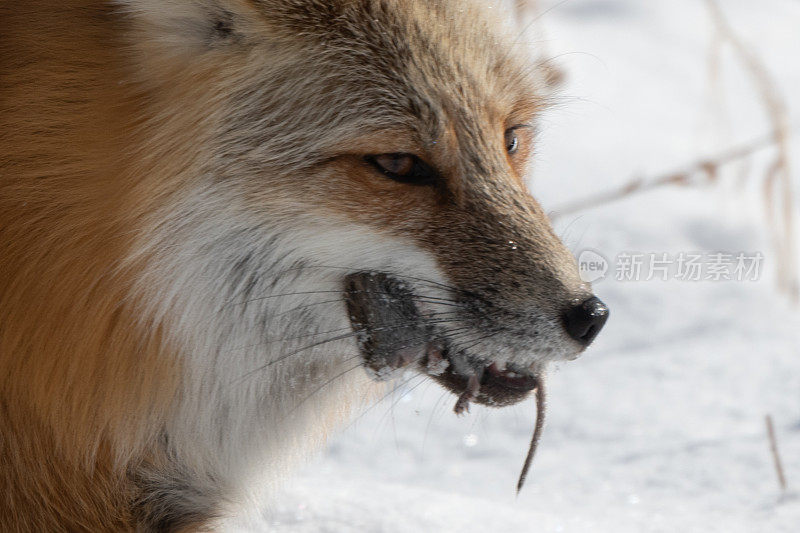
[125, 0, 606, 387]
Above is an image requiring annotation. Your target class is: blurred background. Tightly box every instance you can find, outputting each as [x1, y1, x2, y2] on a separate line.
[268, 1, 800, 531]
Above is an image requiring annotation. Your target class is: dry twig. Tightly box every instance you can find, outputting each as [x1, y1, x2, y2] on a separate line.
[765, 414, 788, 492]
[550, 135, 776, 220]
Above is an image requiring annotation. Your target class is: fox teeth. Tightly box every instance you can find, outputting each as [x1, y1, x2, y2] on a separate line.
[453, 371, 483, 415]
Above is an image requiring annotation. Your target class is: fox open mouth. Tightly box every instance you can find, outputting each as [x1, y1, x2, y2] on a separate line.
[344, 271, 540, 411]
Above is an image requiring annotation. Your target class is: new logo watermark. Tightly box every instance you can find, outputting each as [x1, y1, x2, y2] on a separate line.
[577, 250, 764, 283]
[578, 249, 610, 283]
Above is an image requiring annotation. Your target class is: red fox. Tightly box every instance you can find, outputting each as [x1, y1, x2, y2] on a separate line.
[0, 0, 607, 530]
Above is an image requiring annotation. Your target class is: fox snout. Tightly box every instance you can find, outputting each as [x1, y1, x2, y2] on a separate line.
[344, 157, 608, 407]
[432, 199, 610, 406]
[409, 160, 608, 363]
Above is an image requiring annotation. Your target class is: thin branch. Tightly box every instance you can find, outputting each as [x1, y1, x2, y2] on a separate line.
[550, 135, 776, 219]
[765, 414, 788, 492]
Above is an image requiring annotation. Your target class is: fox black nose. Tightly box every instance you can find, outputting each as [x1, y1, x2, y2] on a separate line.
[563, 296, 609, 347]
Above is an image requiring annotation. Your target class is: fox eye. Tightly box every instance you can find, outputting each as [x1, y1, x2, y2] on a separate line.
[365, 153, 437, 185]
[505, 128, 519, 154]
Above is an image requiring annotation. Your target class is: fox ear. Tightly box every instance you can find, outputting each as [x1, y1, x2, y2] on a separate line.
[115, 0, 261, 52]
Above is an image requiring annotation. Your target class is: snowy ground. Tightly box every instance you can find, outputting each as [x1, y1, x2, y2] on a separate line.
[267, 1, 800, 531]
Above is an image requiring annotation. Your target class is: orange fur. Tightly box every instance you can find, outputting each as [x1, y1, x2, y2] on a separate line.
[1, 2, 180, 529]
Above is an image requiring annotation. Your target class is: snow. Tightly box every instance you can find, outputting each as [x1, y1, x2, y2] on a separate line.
[265, 1, 800, 531]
